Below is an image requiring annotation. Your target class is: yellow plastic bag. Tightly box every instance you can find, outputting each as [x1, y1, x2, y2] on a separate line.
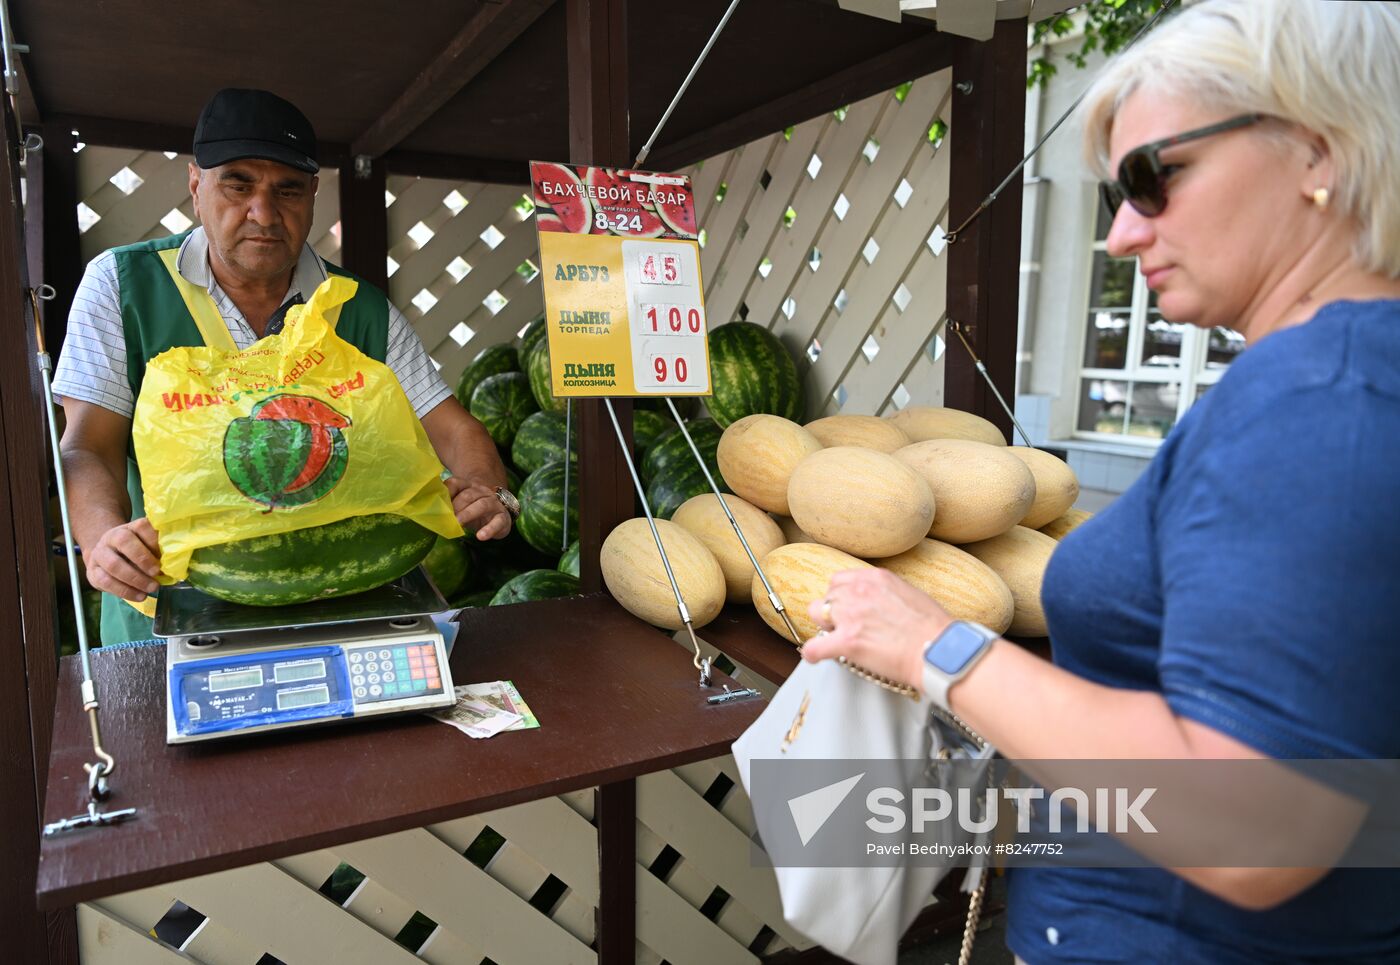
[132, 276, 462, 595]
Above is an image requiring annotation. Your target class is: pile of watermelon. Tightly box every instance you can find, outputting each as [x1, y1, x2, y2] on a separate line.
[431, 317, 809, 609]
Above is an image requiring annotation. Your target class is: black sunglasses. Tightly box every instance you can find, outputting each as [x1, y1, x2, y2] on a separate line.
[1100, 113, 1264, 218]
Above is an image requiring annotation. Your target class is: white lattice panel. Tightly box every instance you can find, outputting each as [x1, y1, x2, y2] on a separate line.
[684, 69, 954, 419]
[385, 176, 544, 381]
[75, 762, 812, 965]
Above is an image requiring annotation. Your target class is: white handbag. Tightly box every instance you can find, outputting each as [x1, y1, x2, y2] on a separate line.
[733, 655, 995, 965]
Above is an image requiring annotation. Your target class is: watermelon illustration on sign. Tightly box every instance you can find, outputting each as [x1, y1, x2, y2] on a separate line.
[529, 161, 698, 240]
[532, 162, 592, 234]
[223, 394, 352, 510]
[584, 168, 666, 238]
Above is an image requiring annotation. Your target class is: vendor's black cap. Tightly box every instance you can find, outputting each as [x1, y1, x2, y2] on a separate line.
[193, 88, 319, 174]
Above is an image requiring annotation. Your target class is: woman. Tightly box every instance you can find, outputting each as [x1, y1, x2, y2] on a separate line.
[803, 1, 1400, 961]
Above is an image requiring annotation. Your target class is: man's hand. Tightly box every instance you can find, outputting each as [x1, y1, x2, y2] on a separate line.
[447, 476, 512, 540]
[420, 397, 512, 539]
[86, 518, 163, 602]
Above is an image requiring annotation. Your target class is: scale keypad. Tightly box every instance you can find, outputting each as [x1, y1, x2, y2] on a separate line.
[347, 642, 443, 702]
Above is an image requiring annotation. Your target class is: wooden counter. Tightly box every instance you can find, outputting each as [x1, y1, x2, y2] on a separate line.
[36, 593, 762, 911]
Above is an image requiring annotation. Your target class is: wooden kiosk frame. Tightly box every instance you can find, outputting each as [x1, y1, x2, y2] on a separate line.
[0, 1, 1028, 961]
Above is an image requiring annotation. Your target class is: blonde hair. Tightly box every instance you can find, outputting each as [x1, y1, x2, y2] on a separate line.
[1081, 0, 1400, 277]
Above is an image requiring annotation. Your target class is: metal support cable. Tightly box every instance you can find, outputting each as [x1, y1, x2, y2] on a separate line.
[634, 0, 743, 168]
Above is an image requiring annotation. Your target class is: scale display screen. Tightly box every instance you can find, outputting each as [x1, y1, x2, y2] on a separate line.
[208, 666, 264, 692]
[276, 685, 331, 711]
[274, 659, 327, 683]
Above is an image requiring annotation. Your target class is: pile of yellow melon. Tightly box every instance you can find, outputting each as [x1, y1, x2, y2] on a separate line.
[600, 406, 1092, 645]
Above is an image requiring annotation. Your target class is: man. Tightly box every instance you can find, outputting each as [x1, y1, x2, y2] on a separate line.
[53, 88, 517, 644]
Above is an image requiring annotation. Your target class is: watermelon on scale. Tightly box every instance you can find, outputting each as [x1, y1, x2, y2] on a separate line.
[470, 372, 539, 446]
[490, 569, 581, 606]
[512, 411, 577, 476]
[516, 461, 579, 554]
[187, 513, 436, 607]
[706, 322, 805, 427]
[454, 344, 519, 408]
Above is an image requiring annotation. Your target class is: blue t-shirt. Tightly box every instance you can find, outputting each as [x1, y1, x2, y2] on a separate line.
[1007, 299, 1400, 964]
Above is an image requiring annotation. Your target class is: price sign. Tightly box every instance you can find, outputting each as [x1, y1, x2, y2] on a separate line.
[531, 161, 710, 398]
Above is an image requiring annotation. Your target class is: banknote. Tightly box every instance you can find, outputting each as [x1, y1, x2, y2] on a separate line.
[433, 695, 521, 739]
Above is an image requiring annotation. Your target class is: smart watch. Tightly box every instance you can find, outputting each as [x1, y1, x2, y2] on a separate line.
[921, 620, 999, 711]
[495, 487, 521, 520]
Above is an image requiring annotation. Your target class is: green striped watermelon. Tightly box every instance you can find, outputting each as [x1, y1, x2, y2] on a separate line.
[641, 418, 722, 486]
[454, 343, 519, 408]
[454, 588, 496, 608]
[470, 372, 539, 446]
[516, 460, 578, 554]
[646, 460, 726, 519]
[511, 411, 577, 476]
[422, 535, 473, 598]
[523, 338, 566, 414]
[490, 569, 580, 605]
[517, 315, 547, 358]
[706, 322, 804, 427]
[186, 513, 436, 606]
[558, 539, 581, 578]
[632, 409, 671, 456]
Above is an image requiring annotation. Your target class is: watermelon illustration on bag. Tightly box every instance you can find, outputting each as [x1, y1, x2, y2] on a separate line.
[223, 393, 352, 511]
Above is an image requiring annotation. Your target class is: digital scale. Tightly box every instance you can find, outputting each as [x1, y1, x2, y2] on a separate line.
[156, 568, 457, 745]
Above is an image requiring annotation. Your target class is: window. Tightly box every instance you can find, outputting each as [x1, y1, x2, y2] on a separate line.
[1076, 204, 1245, 442]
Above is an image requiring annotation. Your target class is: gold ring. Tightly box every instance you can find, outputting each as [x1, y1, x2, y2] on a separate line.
[820, 598, 834, 627]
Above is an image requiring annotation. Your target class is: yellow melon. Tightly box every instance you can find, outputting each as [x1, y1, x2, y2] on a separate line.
[894, 439, 1036, 544]
[787, 447, 934, 558]
[672, 493, 786, 603]
[960, 526, 1058, 637]
[803, 415, 911, 453]
[1007, 447, 1080, 529]
[601, 518, 726, 630]
[1040, 508, 1093, 541]
[886, 405, 1006, 446]
[752, 542, 872, 645]
[717, 415, 822, 516]
[877, 539, 1015, 635]
[774, 514, 814, 543]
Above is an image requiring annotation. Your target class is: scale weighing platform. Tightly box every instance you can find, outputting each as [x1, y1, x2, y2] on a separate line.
[156, 568, 457, 745]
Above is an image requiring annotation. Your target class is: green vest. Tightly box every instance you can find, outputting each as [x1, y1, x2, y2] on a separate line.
[101, 231, 391, 644]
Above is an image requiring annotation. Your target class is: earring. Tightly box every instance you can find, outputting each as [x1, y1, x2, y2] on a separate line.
[1312, 187, 1330, 209]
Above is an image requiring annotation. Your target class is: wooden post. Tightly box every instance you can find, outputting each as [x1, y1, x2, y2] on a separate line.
[944, 21, 1027, 441]
[336, 155, 390, 292]
[567, 0, 634, 595]
[0, 100, 80, 964]
[567, 2, 637, 959]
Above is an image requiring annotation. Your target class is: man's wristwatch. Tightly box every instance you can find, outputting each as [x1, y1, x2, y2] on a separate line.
[921, 621, 999, 711]
[495, 487, 521, 520]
